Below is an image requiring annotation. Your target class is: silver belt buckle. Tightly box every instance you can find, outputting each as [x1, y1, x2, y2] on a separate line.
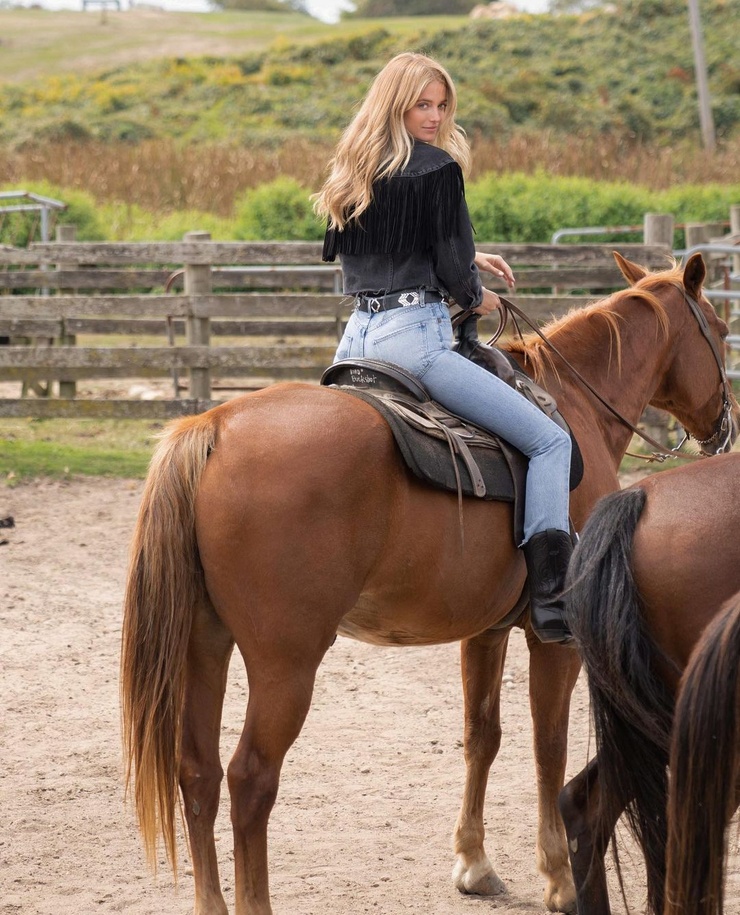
[397, 291, 420, 307]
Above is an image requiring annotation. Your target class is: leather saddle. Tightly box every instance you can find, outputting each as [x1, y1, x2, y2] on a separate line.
[320, 347, 583, 547]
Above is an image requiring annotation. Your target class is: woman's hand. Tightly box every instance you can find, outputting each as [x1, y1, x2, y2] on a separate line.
[474, 252, 516, 289]
[472, 287, 503, 316]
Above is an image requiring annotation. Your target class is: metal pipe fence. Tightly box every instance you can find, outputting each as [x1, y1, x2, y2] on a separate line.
[0, 191, 67, 243]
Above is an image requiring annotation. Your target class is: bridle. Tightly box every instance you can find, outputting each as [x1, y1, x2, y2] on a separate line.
[677, 290, 736, 455]
[455, 289, 735, 463]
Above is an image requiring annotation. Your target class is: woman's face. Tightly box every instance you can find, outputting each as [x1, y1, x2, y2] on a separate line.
[403, 79, 448, 143]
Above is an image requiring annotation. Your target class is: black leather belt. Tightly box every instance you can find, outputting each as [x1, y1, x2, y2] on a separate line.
[355, 288, 445, 313]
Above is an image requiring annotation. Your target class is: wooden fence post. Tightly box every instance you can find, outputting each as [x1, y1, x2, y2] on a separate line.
[684, 223, 721, 282]
[57, 224, 77, 399]
[643, 213, 674, 248]
[684, 223, 709, 251]
[642, 214, 675, 446]
[184, 231, 212, 401]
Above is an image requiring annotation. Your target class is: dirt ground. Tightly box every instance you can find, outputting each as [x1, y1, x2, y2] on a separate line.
[1, 474, 738, 915]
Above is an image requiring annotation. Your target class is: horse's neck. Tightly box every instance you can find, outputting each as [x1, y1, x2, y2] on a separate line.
[534, 295, 670, 441]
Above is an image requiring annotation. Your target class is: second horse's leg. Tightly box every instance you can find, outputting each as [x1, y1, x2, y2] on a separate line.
[452, 628, 510, 896]
[559, 757, 615, 915]
[528, 631, 581, 913]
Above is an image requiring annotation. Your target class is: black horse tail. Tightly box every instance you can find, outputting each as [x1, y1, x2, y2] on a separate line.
[566, 486, 673, 915]
[665, 593, 740, 915]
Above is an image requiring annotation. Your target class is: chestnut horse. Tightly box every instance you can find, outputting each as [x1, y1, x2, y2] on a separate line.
[561, 452, 740, 915]
[120, 252, 737, 915]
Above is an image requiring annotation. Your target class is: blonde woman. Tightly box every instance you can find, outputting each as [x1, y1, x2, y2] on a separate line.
[315, 52, 573, 644]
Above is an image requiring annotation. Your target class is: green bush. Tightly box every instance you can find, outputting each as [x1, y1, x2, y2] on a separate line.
[466, 171, 740, 243]
[655, 183, 740, 222]
[5, 174, 738, 246]
[97, 202, 234, 241]
[654, 183, 740, 247]
[233, 176, 324, 240]
[467, 172, 644, 242]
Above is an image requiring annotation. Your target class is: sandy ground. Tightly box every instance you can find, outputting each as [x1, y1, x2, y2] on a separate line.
[1, 475, 738, 915]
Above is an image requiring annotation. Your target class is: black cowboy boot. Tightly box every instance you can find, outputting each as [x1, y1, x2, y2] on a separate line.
[522, 529, 574, 644]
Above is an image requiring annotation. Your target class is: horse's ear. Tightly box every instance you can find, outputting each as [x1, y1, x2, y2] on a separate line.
[613, 251, 647, 285]
[682, 253, 706, 298]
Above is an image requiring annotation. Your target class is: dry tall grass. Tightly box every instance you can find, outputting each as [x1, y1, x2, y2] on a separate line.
[472, 132, 740, 188]
[2, 132, 739, 215]
[0, 139, 333, 214]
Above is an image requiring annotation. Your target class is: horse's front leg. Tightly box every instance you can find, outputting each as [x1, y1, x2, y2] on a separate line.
[527, 630, 582, 913]
[452, 628, 510, 896]
[559, 757, 614, 915]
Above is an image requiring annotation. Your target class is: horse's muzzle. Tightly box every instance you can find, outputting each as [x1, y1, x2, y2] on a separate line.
[705, 397, 740, 455]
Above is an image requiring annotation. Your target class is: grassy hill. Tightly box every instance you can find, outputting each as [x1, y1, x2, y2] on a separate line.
[1, 1, 738, 148]
[0, 9, 463, 84]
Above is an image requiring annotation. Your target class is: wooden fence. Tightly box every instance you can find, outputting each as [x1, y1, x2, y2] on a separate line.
[0, 231, 702, 420]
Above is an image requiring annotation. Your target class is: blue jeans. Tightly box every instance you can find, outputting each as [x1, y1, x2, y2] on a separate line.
[335, 300, 572, 544]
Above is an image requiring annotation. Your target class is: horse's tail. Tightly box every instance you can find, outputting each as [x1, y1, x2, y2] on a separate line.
[120, 410, 218, 874]
[566, 486, 673, 915]
[664, 593, 740, 915]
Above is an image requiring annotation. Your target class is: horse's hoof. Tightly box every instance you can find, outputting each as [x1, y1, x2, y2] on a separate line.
[452, 858, 506, 896]
[544, 877, 578, 914]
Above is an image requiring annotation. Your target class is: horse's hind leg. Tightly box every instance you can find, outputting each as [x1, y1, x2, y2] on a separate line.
[180, 599, 235, 915]
[228, 643, 329, 915]
[528, 633, 581, 913]
[452, 629, 509, 896]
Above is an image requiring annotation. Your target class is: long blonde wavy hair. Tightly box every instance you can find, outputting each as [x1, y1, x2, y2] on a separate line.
[313, 52, 471, 231]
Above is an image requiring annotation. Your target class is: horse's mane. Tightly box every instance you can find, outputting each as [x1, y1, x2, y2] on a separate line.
[506, 263, 681, 385]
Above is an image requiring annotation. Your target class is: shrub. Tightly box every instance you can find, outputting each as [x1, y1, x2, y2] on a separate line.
[97, 203, 234, 241]
[655, 182, 740, 246]
[655, 183, 740, 222]
[467, 172, 634, 242]
[466, 171, 740, 243]
[233, 176, 324, 240]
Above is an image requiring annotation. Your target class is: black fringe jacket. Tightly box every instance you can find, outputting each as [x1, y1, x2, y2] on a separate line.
[321, 141, 482, 308]
[322, 140, 466, 261]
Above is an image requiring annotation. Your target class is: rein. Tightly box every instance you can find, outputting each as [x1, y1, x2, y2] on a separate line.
[455, 290, 733, 464]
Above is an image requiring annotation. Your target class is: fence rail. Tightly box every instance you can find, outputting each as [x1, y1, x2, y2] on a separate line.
[0, 231, 736, 420]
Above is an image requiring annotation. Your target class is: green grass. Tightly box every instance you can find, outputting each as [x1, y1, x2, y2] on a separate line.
[1, 418, 160, 482]
[0, 10, 464, 84]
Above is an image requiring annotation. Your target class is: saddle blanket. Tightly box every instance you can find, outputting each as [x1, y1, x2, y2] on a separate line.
[339, 387, 528, 541]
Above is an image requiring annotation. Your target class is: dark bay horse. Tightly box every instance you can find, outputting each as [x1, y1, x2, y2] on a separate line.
[561, 452, 740, 915]
[120, 252, 738, 915]
[667, 586, 740, 915]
